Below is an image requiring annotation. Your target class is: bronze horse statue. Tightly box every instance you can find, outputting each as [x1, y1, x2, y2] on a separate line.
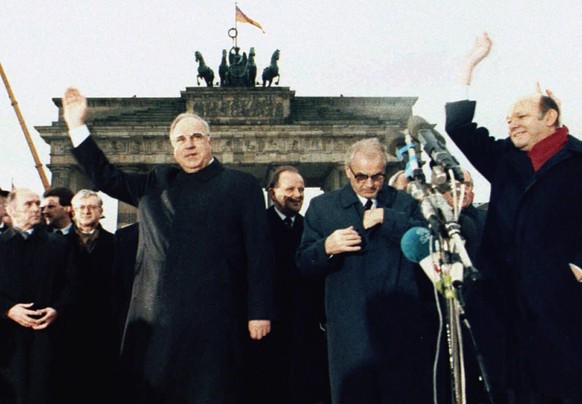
[262, 49, 280, 87]
[195, 51, 215, 87]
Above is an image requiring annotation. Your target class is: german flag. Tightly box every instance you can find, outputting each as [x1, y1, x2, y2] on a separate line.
[236, 6, 265, 33]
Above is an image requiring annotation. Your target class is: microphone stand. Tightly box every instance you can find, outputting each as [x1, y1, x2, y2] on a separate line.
[407, 169, 494, 404]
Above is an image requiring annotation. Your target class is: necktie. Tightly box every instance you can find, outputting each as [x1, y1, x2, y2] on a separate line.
[284, 216, 293, 228]
[363, 199, 373, 211]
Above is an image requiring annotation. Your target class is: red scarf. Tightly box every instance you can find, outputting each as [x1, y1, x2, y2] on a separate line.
[527, 126, 568, 171]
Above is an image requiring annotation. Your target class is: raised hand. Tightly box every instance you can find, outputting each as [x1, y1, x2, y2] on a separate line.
[460, 32, 493, 85]
[62, 87, 88, 130]
[536, 82, 562, 109]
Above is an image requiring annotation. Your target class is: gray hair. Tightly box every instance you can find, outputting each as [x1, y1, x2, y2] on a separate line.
[345, 138, 388, 166]
[169, 112, 211, 138]
[7, 188, 38, 209]
[72, 189, 103, 207]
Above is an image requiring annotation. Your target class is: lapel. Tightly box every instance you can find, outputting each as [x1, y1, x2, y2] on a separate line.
[339, 184, 366, 227]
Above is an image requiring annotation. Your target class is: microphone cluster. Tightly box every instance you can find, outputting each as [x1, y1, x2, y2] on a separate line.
[390, 115, 481, 289]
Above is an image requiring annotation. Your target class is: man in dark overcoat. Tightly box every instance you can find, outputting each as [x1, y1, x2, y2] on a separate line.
[246, 166, 329, 404]
[296, 138, 437, 403]
[0, 189, 78, 404]
[446, 33, 582, 402]
[61, 88, 275, 403]
[68, 189, 117, 403]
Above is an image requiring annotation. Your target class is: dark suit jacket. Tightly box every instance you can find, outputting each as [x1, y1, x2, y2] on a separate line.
[297, 184, 438, 403]
[245, 207, 328, 403]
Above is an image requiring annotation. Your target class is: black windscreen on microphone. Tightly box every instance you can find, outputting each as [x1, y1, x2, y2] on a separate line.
[418, 129, 464, 182]
[407, 115, 447, 145]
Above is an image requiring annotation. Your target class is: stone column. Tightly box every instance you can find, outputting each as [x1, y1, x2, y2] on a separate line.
[322, 164, 347, 192]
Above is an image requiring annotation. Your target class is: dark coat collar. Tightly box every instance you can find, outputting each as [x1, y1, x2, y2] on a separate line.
[172, 158, 224, 186]
[0, 224, 49, 242]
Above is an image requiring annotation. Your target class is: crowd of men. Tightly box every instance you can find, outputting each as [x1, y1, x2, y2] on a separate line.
[0, 33, 580, 404]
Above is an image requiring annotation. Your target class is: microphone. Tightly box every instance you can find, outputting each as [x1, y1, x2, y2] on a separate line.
[420, 195, 478, 279]
[418, 129, 465, 182]
[406, 115, 464, 182]
[419, 193, 455, 236]
[401, 227, 440, 285]
[401, 134, 424, 180]
[401, 227, 465, 289]
[407, 115, 447, 145]
[401, 227, 431, 264]
[387, 134, 424, 181]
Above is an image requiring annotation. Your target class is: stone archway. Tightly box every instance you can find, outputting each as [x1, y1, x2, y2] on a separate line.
[37, 87, 416, 227]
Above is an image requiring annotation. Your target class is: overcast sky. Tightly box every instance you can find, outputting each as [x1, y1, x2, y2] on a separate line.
[1, 1, 580, 230]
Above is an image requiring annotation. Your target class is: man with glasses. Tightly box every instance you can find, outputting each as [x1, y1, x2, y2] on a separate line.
[68, 190, 117, 403]
[297, 138, 437, 403]
[61, 88, 275, 403]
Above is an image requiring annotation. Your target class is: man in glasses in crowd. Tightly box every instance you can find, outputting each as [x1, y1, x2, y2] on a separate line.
[61, 88, 275, 403]
[297, 138, 437, 403]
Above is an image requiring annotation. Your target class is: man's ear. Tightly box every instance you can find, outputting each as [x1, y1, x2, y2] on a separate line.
[344, 165, 351, 178]
[544, 109, 559, 127]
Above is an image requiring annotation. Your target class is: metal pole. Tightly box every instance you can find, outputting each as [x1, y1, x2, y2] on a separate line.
[234, 2, 238, 48]
[442, 259, 467, 404]
[0, 62, 50, 190]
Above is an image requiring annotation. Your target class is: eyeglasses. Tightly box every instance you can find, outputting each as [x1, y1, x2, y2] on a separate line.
[348, 167, 386, 183]
[73, 205, 101, 211]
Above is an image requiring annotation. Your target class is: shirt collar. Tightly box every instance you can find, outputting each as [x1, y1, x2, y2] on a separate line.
[356, 195, 377, 209]
[273, 206, 296, 223]
[56, 222, 74, 235]
[13, 226, 35, 239]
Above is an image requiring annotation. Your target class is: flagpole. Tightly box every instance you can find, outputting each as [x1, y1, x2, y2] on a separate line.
[0, 62, 50, 191]
[234, 2, 238, 48]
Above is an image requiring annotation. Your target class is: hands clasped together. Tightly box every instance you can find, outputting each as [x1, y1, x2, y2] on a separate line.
[7, 302, 58, 330]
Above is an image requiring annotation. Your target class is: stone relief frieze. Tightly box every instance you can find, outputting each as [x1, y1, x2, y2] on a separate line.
[190, 97, 284, 118]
